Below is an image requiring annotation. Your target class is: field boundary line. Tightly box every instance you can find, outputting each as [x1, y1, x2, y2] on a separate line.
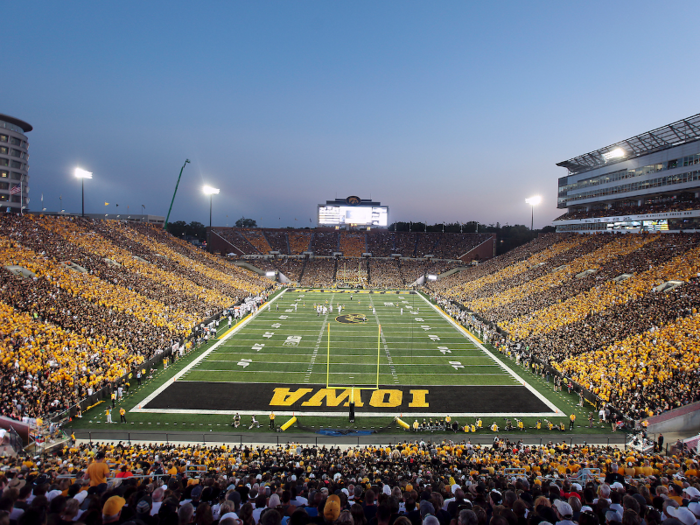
[417, 293, 564, 416]
[130, 289, 288, 413]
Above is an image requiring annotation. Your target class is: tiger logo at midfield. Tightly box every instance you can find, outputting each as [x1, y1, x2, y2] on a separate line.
[336, 313, 366, 324]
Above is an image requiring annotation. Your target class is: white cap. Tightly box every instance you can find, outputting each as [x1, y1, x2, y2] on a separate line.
[667, 507, 697, 525]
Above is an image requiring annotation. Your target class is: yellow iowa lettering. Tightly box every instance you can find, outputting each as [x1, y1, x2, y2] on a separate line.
[301, 388, 364, 407]
[408, 389, 429, 407]
[269, 388, 313, 406]
[369, 389, 402, 407]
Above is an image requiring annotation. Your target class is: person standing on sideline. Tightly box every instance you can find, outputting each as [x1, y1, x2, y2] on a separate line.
[106, 408, 113, 424]
[136, 369, 142, 386]
[120, 407, 127, 423]
[269, 412, 275, 430]
[111, 391, 116, 408]
[569, 413, 576, 430]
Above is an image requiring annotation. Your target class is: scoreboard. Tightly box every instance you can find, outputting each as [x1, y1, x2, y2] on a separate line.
[318, 196, 388, 227]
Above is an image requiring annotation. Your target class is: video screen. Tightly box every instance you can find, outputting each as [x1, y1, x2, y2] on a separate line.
[318, 206, 388, 226]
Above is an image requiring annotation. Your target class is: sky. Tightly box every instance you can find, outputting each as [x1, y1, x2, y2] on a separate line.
[3, 1, 700, 229]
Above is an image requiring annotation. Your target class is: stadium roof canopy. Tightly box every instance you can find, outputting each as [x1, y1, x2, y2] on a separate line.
[557, 113, 700, 176]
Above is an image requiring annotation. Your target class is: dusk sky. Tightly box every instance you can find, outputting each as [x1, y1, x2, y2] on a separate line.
[4, 1, 699, 229]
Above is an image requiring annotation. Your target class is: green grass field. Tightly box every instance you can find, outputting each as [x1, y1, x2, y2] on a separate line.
[182, 290, 516, 388]
[68, 289, 619, 437]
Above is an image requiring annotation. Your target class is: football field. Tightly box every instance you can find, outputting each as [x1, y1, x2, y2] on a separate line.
[135, 290, 563, 419]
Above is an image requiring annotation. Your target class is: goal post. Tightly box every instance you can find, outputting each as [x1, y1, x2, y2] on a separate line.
[325, 322, 381, 390]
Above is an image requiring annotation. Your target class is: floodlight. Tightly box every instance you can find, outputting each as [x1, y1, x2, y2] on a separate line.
[74, 168, 93, 179]
[603, 147, 626, 161]
[202, 185, 220, 195]
[525, 195, 542, 206]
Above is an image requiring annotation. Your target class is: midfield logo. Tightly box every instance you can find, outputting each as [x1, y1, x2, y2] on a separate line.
[335, 313, 366, 324]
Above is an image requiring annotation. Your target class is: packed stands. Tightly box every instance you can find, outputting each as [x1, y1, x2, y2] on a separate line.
[265, 230, 291, 254]
[0, 438, 697, 525]
[367, 231, 394, 256]
[288, 231, 312, 254]
[240, 229, 272, 255]
[276, 258, 306, 282]
[209, 229, 493, 260]
[339, 232, 366, 257]
[430, 232, 700, 421]
[210, 228, 259, 255]
[310, 232, 339, 256]
[415, 233, 436, 257]
[0, 215, 271, 421]
[300, 259, 336, 287]
[393, 232, 417, 257]
[369, 259, 403, 288]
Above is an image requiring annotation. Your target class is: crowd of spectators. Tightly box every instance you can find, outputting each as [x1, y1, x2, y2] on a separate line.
[239, 230, 273, 255]
[430, 231, 700, 421]
[300, 260, 337, 287]
[340, 233, 367, 258]
[369, 260, 403, 288]
[0, 215, 271, 421]
[311, 233, 340, 257]
[265, 231, 291, 254]
[289, 233, 313, 255]
[367, 232, 395, 257]
[0, 438, 698, 525]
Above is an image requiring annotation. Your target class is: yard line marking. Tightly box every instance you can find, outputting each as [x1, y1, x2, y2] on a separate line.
[304, 294, 335, 382]
[418, 293, 563, 416]
[130, 289, 288, 413]
[370, 299, 400, 384]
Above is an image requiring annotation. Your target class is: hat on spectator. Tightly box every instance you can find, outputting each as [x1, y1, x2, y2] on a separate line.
[554, 501, 573, 518]
[103, 496, 126, 518]
[420, 500, 435, 518]
[324, 495, 341, 522]
[666, 507, 697, 525]
[683, 487, 700, 500]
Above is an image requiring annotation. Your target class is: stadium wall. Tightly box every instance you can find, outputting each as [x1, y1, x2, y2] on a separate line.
[458, 234, 496, 262]
[645, 400, 700, 435]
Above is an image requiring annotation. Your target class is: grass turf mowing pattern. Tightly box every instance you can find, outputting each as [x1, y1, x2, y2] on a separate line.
[180, 290, 518, 388]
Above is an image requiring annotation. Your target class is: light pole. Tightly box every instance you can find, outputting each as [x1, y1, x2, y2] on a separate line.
[525, 195, 542, 231]
[203, 186, 220, 252]
[74, 168, 93, 217]
[203, 184, 220, 226]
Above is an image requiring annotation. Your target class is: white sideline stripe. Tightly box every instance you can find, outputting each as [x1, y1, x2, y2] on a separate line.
[417, 293, 564, 416]
[189, 368, 507, 373]
[130, 290, 288, 414]
[133, 409, 559, 418]
[197, 362, 503, 367]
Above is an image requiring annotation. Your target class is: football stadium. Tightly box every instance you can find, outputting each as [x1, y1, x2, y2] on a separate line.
[3, 5, 700, 524]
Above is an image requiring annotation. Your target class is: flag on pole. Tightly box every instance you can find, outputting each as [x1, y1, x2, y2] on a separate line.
[10, 185, 21, 195]
[105, 202, 109, 206]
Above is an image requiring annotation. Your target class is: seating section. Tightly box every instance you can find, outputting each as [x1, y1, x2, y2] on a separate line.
[239, 229, 272, 254]
[264, 230, 290, 253]
[430, 232, 700, 420]
[300, 259, 335, 286]
[288, 231, 312, 254]
[0, 215, 270, 420]
[0, 438, 692, 525]
[339, 232, 366, 257]
[310, 231, 338, 256]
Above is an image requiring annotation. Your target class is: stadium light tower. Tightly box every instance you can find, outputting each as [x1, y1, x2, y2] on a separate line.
[74, 168, 93, 217]
[525, 195, 542, 231]
[202, 185, 220, 229]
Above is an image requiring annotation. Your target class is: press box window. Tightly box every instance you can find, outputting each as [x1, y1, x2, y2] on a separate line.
[0, 135, 7, 143]
[11, 172, 21, 180]
[9, 137, 21, 146]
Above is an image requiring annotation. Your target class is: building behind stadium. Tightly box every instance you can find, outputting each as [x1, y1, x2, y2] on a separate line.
[554, 112, 700, 233]
[0, 113, 31, 213]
